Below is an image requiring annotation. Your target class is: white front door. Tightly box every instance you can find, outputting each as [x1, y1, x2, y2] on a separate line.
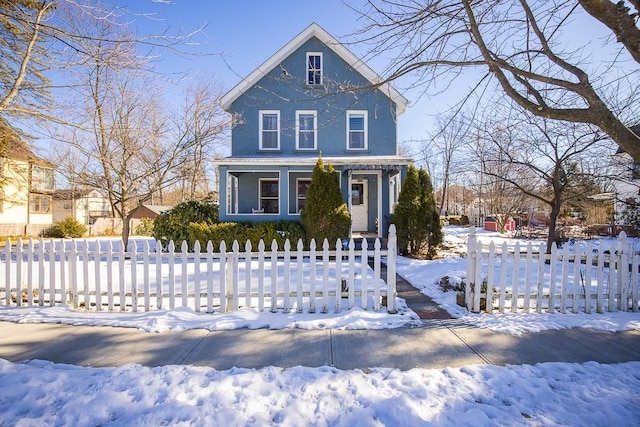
[351, 179, 368, 232]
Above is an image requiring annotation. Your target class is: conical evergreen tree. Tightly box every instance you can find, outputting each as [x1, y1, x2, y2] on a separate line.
[392, 165, 442, 258]
[301, 156, 351, 246]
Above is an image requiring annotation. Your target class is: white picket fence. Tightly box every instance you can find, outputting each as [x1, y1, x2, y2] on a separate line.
[0, 226, 397, 314]
[465, 227, 640, 314]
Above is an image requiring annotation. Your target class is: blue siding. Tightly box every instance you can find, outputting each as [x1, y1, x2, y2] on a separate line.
[229, 38, 398, 158]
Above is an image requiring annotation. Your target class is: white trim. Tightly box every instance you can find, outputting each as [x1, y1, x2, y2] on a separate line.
[259, 110, 280, 151]
[220, 23, 408, 115]
[346, 110, 368, 151]
[215, 155, 413, 167]
[306, 52, 323, 85]
[259, 177, 280, 215]
[295, 110, 317, 150]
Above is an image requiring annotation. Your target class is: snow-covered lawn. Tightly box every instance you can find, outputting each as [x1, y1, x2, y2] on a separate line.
[1, 226, 639, 426]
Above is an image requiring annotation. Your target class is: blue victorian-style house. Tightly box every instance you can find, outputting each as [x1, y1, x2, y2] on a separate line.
[217, 23, 411, 238]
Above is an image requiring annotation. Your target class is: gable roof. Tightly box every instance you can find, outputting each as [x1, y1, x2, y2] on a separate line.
[220, 23, 408, 115]
[0, 118, 54, 167]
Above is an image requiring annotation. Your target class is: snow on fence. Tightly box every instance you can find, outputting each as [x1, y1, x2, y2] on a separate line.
[0, 225, 397, 314]
[465, 227, 640, 314]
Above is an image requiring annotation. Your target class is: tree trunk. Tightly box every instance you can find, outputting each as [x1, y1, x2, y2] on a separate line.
[546, 200, 562, 254]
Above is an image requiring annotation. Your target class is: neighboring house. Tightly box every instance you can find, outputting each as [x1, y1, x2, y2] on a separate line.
[0, 120, 55, 236]
[53, 188, 112, 226]
[217, 23, 411, 238]
[611, 125, 640, 225]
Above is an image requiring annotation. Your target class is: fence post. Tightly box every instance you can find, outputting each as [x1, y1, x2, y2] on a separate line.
[617, 231, 628, 311]
[465, 227, 477, 312]
[387, 224, 397, 314]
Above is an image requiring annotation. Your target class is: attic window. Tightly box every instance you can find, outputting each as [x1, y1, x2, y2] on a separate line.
[306, 52, 322, 85]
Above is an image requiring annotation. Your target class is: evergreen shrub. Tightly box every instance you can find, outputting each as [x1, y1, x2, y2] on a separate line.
[186, 220, 305, 250]
[300, 157, 351, 246]
[48, 217, 87, 238]
[153, 199, 219, 246]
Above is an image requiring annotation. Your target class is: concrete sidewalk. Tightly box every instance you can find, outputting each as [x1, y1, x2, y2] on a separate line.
[1, 320, 639, 370]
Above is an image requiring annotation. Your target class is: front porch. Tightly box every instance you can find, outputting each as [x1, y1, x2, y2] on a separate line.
[217, 156, 410, 238]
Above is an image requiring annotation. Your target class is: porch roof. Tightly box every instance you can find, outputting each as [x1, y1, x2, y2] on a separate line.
[215, 155, 413, 170]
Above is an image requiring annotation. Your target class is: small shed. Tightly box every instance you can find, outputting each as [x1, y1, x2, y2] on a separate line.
[484, 216, 516, 232]
[131, 205, 172, 220]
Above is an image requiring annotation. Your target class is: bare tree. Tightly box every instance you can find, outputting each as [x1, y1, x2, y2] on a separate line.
[358, 1, 640, 160]
[476, 115, 607, 252]
[0, 0, 204, 125]
[171, 81, 231, 202]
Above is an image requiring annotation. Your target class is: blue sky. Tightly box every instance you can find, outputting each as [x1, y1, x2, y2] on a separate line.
[120, 0, 445, 152]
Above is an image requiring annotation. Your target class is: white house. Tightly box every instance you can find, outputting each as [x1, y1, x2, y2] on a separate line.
[611, 125, 640, 226]
[52, 188, 112, 226]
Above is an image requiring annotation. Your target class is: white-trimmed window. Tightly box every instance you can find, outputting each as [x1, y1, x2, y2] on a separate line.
[259, 179, 279, 214]
[29, 194, 51, 213]
[259, 110, 280, 150]
[347, 110, 367, 150]
[31, 164, 55, 192]
[306, 52, 322, 85]
[389, 173, 401, 213]
[296, 179, 312, 213]
[296, 111, 317, 150]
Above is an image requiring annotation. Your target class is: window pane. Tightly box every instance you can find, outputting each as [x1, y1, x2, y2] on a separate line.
[349, 115, 364, 130]
[262, 132, 278, 149]
[349, 132, 364, 149]
[261, 181, 278, 197]
[262, 114, 277, 130]
[261, 199, 279, 214]
[299, 115, 314, 130]
[299, 132, 314, 148]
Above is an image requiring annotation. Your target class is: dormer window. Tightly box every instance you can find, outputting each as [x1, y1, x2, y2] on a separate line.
[306, 52, 322, 85]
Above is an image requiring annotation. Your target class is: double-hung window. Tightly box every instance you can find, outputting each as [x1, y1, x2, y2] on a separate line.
[29, 194, 51, 213]
[259, 110, 280, 150]
[259, 179, 279, 213]
[296, 111, 317, 150]
[347, 111, 367, 150]
[306, 52, 322, 85]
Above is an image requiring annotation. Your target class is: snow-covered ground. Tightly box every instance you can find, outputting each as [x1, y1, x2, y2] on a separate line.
[1, 226, 639, 426]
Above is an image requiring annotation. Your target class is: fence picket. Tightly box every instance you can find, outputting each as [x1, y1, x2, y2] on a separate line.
[144, 240, 152, 312]
[523, 243, 533, 313]
[15, 239, 22, 307]
[219, 241, 227, 313]
[387, 225, 397, 314]
[572, 245, 581, 313]
[309, 239, 316, 313]
[584, 242, 593, 314]
[284, 240, 291, 312]
[535, 243, 545, 313]
[360, 239, 368, 309]
[168, 241, 176, 310]
[596, 243, 605, 313]
[244, 240, 252, 309]
[3, 240, 10, 306]
[131, 243, 138, 313]
[232, 241, 240, 311]
[269, 240, 277, 313]
[296, 240, 303, 313]
[486, 242, 495, 313]
[258, 240, 266, 312]
[498, 242, 508, 313]
[206, 241, 213, 313]
[193, 240, 202, 313]
[181, 241, 189, 308]
[335, 238, 342, 313]
[322, 239, 329, 313]
[157, 241, 164, 311]
[348, 238, 355, 310]
[106, 240, 114, 311]
[94, 241, 101, 310]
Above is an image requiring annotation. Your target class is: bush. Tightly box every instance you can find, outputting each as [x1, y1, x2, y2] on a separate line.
[300, 157, 351, 246]
[153, 199, 219, 246]
[186, 220, 305, 250]
[48, 217, 87, 238]
[135, 218, 154, 236]
[392, 165, 442, 258]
